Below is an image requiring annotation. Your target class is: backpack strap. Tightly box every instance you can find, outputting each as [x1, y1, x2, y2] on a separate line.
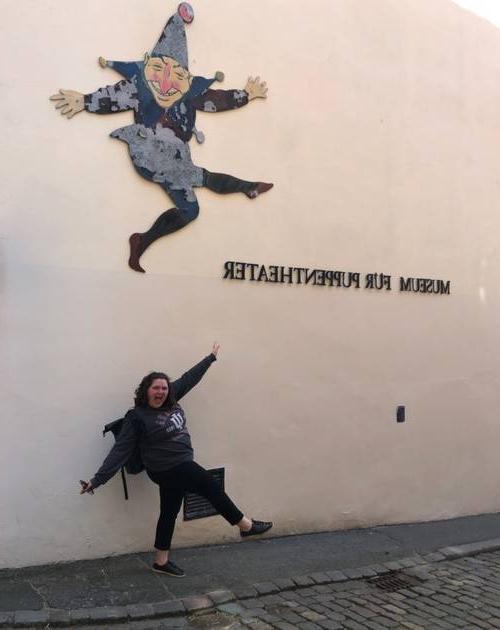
[120, 467, 129, 500]
[103, 411, 143, 501]
[103, 415, 132, 500]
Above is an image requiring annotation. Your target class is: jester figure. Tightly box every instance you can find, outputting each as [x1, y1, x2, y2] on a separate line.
[50, 3, 272, 273]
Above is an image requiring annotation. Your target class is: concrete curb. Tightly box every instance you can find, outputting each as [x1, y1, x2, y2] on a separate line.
[1, 541, 499, 627]
[438, 537, 500, 560]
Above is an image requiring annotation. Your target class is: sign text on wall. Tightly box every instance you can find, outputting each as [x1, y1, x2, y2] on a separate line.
[223, 261, 451, 295]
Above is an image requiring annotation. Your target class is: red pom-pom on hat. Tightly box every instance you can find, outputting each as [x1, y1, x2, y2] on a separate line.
[178, 3, 194, 23]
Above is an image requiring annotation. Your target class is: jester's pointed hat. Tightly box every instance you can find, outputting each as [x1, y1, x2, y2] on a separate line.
[101, 2, 224, 95]
[152, 2, 194, 68]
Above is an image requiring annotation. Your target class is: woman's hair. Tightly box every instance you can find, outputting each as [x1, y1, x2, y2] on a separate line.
[134, 372, 177, 409]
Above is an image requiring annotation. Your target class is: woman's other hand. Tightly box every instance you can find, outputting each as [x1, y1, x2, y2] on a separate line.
[212, 342, 220, 358]
[79, 480, 94, 495]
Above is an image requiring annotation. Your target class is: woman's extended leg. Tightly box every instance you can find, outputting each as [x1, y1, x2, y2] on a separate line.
[182, 461, 273, 537]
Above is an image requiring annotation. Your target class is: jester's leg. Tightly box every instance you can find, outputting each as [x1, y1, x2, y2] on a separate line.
[128, 186, 199, 273]
[202, 169, 273, 199]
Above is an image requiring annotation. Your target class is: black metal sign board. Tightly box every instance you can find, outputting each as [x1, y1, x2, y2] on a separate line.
[223, 261, 450, 295]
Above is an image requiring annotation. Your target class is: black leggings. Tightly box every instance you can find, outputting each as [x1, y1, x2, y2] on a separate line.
[147, 461, 244, 550]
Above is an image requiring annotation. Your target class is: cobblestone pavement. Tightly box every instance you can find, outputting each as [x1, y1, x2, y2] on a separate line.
[17, 549, 500, 629]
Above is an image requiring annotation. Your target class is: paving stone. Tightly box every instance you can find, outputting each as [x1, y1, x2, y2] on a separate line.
[324, 609, 347, 621]
[309, 572, 331, 584]
[279, 609, 306, 623]
[317, 621, 343, 630]
[342, 567, 366, 580]
[308, 603, 330, 615]
[253, 581, 280, 595]
[370, 616, 401, 628]
[404, 567, 432, 581]
[443, 617, 468, 628]
[367, 564, 391, 575]
[468, 608, 492, 620]
[233, 586, 259, 599]
[297, 622, 323, 630]
[257, 594, 284, 606]
[383, 560, 406, 571]
[88, 605, 127, 621]
[206, 590, 235, 605]
[153, 599, 186, 616]
[348, 603, 377, 618]
[48, 608, 70, 625]
[293, 575, 321, 589]
[398, 557, 418, 568]
[68, 608, 91, 624]
[430, 594, 454, 605]
[0, 612, 14, 626]
[344, 608, 374, 624]
[312, 584, 332, 594]
[274, 622, 298, 630]
[217, 601, 245, 616]
[239, 598, 263, 609]
[301, 609, 326, 621]
[127, 602, 155, 619]
[410, 600, 447, 618]
[383, 603, 407, 615]
[181, 595, 213, 612]
[296, 587, 317, 597]
[398, 614, 430, 627]
[411, 586, 435, 596]
[240, 607, 266, 619]
[273, 578, 295, 591]
[0, 580, 44, 613]
[422, 553, 446, 563]
[325, 570, 347, 582]
[469, 620, 493, 630]
[156, 618, 189, 627]
[13, 609, 49, 626]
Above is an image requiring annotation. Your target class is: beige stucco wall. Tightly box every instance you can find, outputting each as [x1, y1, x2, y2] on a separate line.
[2, 0, 500, 568]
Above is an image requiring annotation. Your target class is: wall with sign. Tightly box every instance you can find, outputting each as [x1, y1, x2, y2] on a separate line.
[2, 0, 500, 568]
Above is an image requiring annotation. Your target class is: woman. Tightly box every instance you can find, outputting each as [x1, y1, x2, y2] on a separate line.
[80, 343, 272, 577]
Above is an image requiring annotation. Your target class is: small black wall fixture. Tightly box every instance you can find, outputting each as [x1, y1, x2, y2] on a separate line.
[396, 406, 406, 423]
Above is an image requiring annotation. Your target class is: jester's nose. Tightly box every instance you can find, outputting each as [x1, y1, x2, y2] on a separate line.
[158, 65, 174, 94]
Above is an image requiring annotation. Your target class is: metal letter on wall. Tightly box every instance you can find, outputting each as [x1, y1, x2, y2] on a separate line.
[50, 3, 273, 273]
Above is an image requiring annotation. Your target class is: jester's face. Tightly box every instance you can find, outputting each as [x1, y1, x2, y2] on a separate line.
[144, 54, 192, 108]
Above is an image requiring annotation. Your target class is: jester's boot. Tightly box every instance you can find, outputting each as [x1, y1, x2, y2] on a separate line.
[128, 208, 191, 273]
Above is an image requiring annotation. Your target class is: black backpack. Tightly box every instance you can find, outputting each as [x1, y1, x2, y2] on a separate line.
[103, 411, 143, 500]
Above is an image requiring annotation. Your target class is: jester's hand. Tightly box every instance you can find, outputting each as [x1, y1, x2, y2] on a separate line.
[49, 89, 85, 119]
[245, 76, 268, 100]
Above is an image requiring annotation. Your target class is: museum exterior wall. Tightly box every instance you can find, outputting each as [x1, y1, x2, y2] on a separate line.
[2, 0, 500, 568]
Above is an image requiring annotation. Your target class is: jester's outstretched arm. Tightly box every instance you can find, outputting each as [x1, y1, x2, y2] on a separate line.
[50, 78, 138, 118]
[191, 76, 268, 113]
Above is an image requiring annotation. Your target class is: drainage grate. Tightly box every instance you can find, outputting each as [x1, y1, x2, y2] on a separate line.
[368, 571, 423, 592]
[183, 467, 225, 521]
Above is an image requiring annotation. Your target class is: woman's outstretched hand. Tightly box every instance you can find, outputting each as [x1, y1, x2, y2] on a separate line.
[79, 480, 94, 495]
[212, 342, 220, 358]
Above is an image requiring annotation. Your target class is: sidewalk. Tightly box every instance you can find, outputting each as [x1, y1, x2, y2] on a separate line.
[2, 512, 500, 627]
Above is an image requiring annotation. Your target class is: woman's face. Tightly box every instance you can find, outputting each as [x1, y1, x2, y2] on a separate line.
[147, 378, 169, 408]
